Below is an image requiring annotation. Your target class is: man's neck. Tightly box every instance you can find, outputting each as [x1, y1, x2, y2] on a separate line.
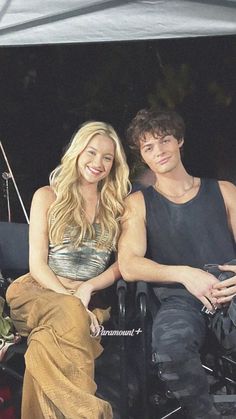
[155, 166, 190, 191]
[153, 166, 199, 201]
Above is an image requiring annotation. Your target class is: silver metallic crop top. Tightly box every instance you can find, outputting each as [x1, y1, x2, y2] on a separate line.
[48, 224, 113, 281]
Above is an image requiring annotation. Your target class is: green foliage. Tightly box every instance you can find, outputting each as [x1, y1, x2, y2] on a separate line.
[148, 63, 194, 109]
[208, 81, 232, 107]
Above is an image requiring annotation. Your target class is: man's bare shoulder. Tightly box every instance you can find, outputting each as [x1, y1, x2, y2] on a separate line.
[218, 180, 236, 207]
[123, 191, 146, 221]
[218, 180, 236, 196]
[125, 190, 144, 205]
[219, 180, 236, 190]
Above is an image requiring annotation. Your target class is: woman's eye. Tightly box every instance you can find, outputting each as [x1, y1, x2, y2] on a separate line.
[104, 156, 112, 162]
[88, 150, 95, 155]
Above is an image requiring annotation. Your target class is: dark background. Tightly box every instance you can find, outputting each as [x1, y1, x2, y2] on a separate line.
[0, 34, 235, 222]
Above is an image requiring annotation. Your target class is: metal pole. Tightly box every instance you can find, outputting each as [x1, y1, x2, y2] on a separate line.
[0, 141, 29, 224]
[2, 172, 11, 222]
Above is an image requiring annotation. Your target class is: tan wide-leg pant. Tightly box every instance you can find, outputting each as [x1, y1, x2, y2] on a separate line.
[6, 274, 113, 419]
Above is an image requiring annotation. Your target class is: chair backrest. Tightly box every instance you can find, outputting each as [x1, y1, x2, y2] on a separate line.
[0, 222, 29, 273]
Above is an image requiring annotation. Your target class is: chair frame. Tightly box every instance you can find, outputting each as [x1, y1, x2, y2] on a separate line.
[135, 280, 236, 419]
[117, 278, 129, 419]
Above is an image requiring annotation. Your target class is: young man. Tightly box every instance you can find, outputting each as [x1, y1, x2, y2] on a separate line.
[118, 109, 236, 419]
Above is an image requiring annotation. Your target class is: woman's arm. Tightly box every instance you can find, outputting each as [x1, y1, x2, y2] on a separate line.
[83, 261, 120, 291]
[29, 186, 71, 295]
[73, 261, 120, 307]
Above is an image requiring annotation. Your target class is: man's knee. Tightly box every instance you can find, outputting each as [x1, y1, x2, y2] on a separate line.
[152, 325, 202, 364]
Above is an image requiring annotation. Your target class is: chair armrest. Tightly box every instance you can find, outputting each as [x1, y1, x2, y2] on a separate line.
[136, 280, 149, 318]
[116, 277, 127, 294]
[136, 280, 148, 297]
[116, 278, 127, 327]
[115, 278, 129, 418]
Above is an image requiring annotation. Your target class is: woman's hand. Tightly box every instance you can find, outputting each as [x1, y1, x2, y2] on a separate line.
[211, 264, 236, 304]
[73, 282, 94, 308]
[73, 283, 101, 335]
[86, 309, 100, 336]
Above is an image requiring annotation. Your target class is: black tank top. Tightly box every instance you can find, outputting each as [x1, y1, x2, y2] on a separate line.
[142, 178, 236, 300]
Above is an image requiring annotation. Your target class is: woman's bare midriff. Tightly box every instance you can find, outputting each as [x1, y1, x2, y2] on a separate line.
[57, 275, 84, 292]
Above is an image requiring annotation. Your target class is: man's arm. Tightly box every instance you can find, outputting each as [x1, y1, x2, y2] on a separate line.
[118, 191, 218, 311]
[219, 181, 236, 240]
[212, 181, 236, 303]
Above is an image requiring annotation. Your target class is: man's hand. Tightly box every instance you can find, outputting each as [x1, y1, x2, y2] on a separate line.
[211, 264, 236, 304]
[180, 266, 219, 311]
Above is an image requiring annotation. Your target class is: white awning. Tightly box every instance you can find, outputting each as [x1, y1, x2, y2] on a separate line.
[0, 0, 236, 46]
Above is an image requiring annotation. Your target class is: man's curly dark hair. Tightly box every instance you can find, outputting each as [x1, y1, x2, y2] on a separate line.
[127, 108, 185, 154]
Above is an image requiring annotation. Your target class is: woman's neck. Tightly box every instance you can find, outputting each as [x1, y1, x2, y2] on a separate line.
[79, 183, 100, 224]
[79, 182, 98, 199]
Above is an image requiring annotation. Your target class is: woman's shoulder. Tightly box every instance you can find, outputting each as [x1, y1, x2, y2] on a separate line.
[32, 185, 56, 208]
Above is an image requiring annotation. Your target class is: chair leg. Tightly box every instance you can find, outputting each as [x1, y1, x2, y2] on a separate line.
[139, 293, 149, 419]
[0, 364, 23, 383]
[117, 281, 129, 419]
[221, 355, 236, 394]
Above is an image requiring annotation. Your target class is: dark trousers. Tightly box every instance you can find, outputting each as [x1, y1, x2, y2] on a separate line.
[152, 295, 236, 419]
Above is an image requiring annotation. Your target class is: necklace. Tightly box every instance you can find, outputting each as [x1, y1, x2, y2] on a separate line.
[154, 176, 195, 199]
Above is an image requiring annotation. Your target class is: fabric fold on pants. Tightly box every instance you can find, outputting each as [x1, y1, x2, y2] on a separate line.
[6, 273, 113, 419]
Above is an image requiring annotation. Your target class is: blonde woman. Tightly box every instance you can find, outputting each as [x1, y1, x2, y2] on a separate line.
[6, 121, 130, 419]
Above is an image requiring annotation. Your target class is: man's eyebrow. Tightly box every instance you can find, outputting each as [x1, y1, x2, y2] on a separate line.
[141, 141, 152, 149]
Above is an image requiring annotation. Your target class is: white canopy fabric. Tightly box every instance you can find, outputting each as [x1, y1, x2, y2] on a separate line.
[0, 0, 236, 46]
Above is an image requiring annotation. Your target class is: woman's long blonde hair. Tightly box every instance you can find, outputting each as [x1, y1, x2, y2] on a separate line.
[48, 121, 130, 249]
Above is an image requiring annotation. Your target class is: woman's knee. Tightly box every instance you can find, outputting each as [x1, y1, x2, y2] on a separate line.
[27, 293, 90, 336]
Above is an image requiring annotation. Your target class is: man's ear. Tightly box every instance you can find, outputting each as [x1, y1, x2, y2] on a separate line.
[178, 138, 184, 148]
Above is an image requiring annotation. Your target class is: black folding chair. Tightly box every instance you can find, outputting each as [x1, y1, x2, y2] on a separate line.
[135, 281, 236, 419]
[0, 221, 29, 418]
[114, 279, 149, 419]
[0, 222, 29, 277]
[117, 278, 129, 419]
